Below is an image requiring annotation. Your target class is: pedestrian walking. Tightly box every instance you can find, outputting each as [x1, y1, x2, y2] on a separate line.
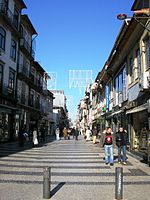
[71, 127, 75, 138]
[40, 126, 45, 142]
[74, 127, 79, 140]
[92, 126, 97, 144]
[55, 127, 60, 140]
[33, 127, 38, 147]
[67, 128, 71, 139]
[86, 127, 91, 141]
[103, 127, 114, 166]
[18, 127, 25, 147]
[63, 127, 68, 140]
[116, 126, 128, 165]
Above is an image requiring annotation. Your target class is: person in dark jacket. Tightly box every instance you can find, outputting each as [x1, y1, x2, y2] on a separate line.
[74, 127, 79, 140]
[116, 126, 128, 165]
[40, 126, 45, 142]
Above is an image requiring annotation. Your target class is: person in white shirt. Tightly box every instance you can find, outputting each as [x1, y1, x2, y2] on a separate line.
[33, 127, 38, 147]
[86, 127, 92, 141]
[55, 127, 60, 140]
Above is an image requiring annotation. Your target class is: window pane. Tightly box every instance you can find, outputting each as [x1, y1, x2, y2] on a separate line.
[0, 63, 3, 89]
[8, 68, 15, 89]
[145, 37, 150, 69]
[136, 49, 141, 78]
[10, 39, 16, 60]
[130, 57, 134, 83]
[0, 26, 6, 50]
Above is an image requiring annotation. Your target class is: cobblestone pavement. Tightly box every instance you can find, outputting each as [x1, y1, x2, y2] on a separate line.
[0, 136, 150, 200]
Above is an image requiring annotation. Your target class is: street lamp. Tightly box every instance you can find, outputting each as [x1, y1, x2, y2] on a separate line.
[117, 8, 150, 32]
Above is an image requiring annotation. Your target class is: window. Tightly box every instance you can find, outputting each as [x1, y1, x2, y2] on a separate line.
[129, 57, 134, 83]
[145, 37, 150, 69]
[13, 8, 19, 29]
[0, 0, 8, 13]
[0, 63, 3, 90]
[10, 39, 17, 61]
[114, 73, 123, 105]
[118, 73, 123, 92]
[122, 66, 127, 101]
[114, 76, 119, 105]
[136, 49, 141, 78]
[0, 26, 6, 50]
[8, 68, 15, 90]
[29, 90, 34, 106]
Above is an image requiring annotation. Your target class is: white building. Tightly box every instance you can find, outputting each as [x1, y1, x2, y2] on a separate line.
[50, 90, 68, 131]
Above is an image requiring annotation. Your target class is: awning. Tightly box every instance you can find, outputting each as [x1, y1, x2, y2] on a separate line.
[126, 103, 148, 114]
[106, 109, 123, 118]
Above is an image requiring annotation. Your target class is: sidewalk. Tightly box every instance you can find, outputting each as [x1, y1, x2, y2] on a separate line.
[0, 135, 150, 200]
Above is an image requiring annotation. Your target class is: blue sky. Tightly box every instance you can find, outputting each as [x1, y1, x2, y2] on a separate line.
[23, 0, 133, 121]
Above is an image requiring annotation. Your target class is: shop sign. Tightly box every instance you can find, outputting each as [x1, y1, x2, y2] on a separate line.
[105, 85, 109, 111]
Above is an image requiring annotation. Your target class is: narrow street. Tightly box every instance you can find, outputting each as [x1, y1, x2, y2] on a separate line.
[0, 136, 150, 200]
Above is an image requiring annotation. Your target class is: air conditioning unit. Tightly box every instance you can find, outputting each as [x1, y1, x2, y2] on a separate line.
[139, 71, 150, 89]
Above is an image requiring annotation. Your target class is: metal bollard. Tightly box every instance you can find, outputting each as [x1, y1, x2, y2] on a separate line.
[43, 167, 51, 199]
[115, 167, 123, 200]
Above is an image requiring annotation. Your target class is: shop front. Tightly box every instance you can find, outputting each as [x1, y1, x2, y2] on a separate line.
[0, 107, 15, 142]
[126, 103, 150, 161]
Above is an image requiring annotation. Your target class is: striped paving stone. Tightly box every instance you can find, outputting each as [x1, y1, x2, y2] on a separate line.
[0, 136, 150, 200]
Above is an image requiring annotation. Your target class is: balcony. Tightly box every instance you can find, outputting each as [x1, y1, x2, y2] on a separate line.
[0, 3, 19, 34]
[28, 98, 34, 107]
[20, 38, 31, 54]
[20, 38, 35, 60]
[1, 84, 15, 100]
[35, 100, 40, 110]
[18, 64, 29, 77]
[21, 93, 26, 105]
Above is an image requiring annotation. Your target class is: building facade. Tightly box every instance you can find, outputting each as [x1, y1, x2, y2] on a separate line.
[77, 0, 150, 161]
[50, 90, 69, 134]
[0, 0, 54, 141]
[0, 0, 26, 141]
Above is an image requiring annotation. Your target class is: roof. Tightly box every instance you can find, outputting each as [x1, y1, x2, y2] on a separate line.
[131, 0, 150, 11]
[21, 15, 37, 35]
[14, 0, 27, 9]
[32, 61, 45, 73]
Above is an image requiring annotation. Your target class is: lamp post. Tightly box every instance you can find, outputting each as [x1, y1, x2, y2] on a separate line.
[117, 8, 150, 32]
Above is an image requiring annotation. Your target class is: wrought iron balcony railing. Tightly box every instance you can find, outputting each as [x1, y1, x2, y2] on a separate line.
[0, 3, 19, 31]
[20, 38, 31, 54]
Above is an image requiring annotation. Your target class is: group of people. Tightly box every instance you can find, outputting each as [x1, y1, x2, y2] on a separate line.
[84, 126, 97, 143]
[18, 126, 46, 147]
[83, 125, 128, 166]
[102, 126, 128, 166]
[55, 127, 80, 140]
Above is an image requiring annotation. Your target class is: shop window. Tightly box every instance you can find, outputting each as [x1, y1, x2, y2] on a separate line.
[0, 112, 9, 142]
[10, 39, 17, 61]
[0, 26, 6, 50]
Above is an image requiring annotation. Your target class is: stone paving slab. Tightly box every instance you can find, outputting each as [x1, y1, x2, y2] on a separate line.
[0, 136, 150, 200]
